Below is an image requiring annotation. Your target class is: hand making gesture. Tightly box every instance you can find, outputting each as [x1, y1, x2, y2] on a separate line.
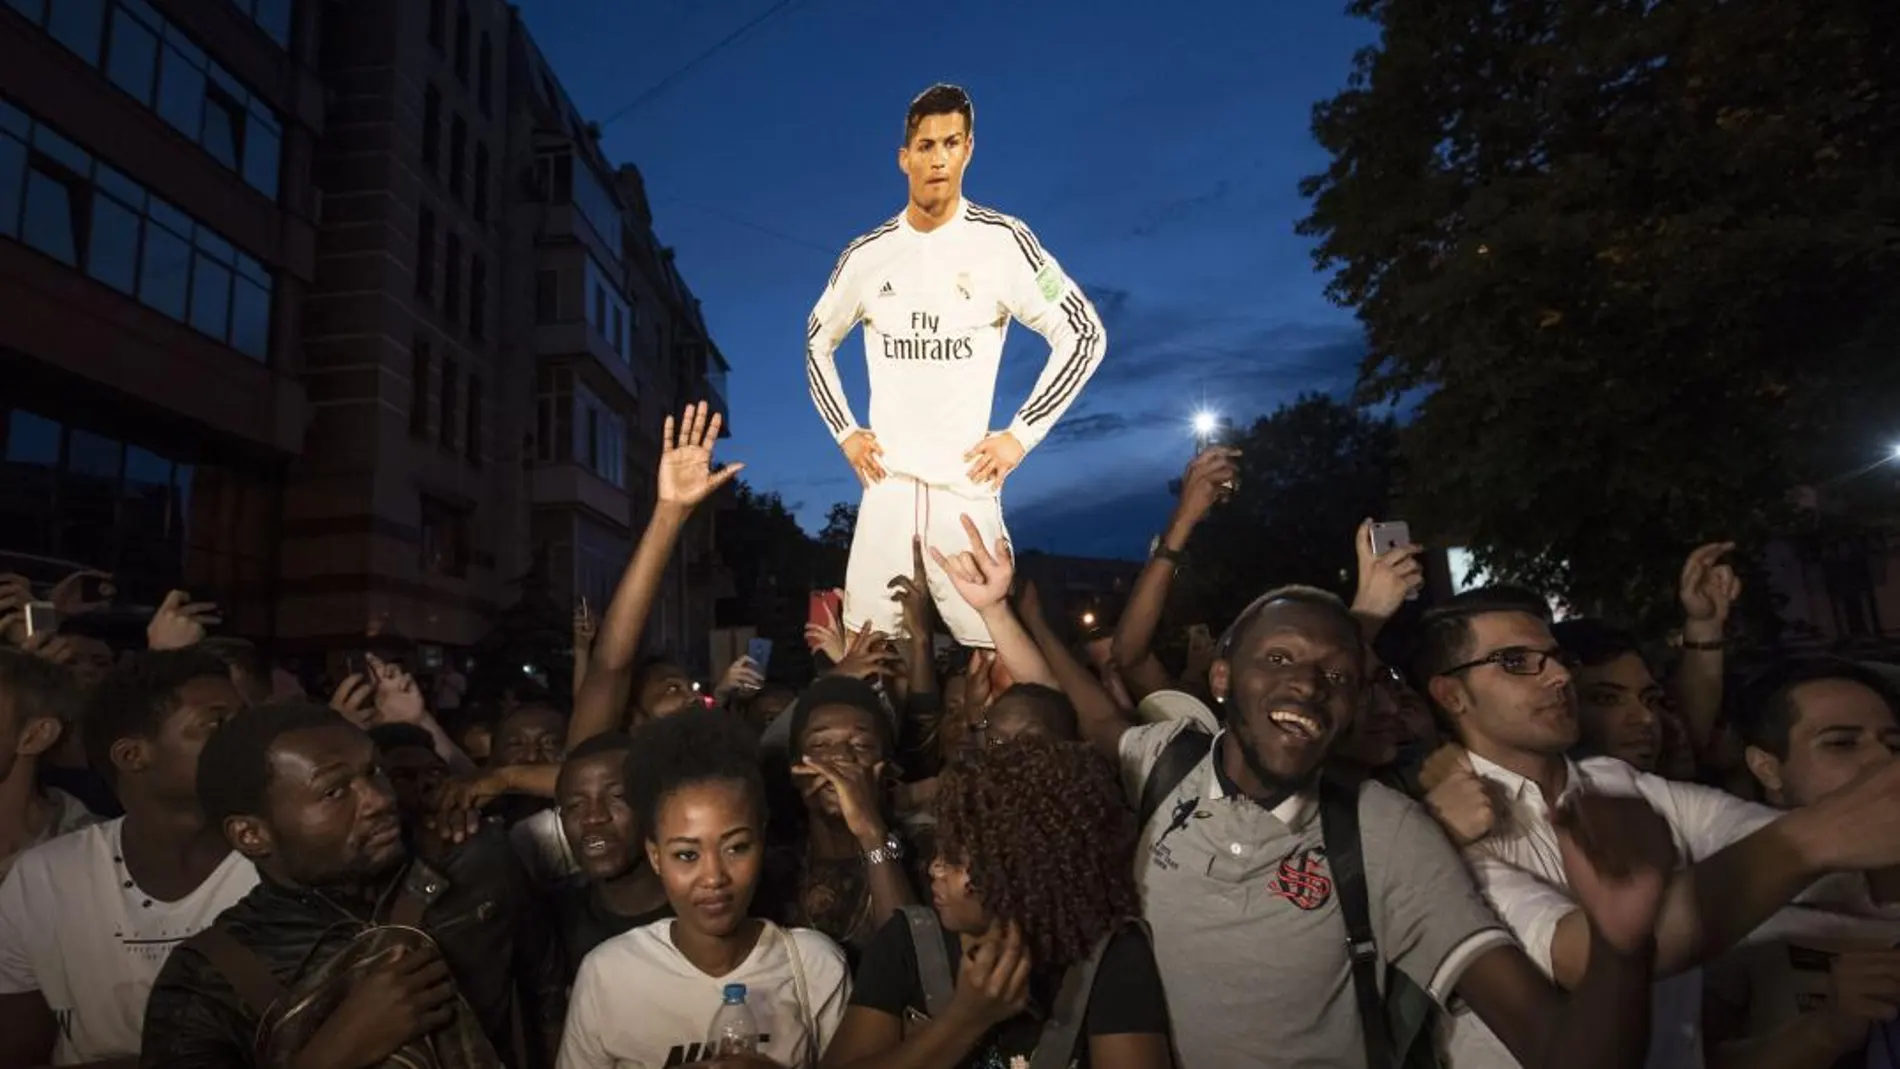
[931, 514, 1013, 615]
[1678, 541, 1741, 640]
[658, 402, 744, 511]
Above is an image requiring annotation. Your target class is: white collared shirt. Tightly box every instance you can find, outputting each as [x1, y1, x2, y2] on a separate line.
[1444, 754, 1788, 1069]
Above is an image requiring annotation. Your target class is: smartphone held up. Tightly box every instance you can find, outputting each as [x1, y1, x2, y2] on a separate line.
[1368, 520, 1422, 602]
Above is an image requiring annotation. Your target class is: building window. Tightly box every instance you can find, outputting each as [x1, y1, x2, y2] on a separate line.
[471, 142, 488, 222]
[534, 269, 560, 324]
[415, 206, 435, 298]
[421, 86, 441, 172]
[47, 0, 106, 65]
[438, 360, 458, 451]
[442, 232, 462, 323]
[448, 117, 466, 200]
[0, 100, 273, 359]
[477, 33, 492, 117]
[420, 495, 469, 578]
[465, 376, 482, 464]
[427, 0, 445, 51]
[409, 339, 431, 437]
[593, 285, 606, 336]
[572, 381, 625, 489]
[468, 256, 485, 340]
[226, 0, 291, 48]
[453, 2, 470, 82]
[535, 365, 573, 463]
[12, 0, 284, 196]
[21, 161, 82, 266]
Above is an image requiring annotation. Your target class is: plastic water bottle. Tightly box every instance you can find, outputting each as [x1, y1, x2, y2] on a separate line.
[706, 983, 759, 1057]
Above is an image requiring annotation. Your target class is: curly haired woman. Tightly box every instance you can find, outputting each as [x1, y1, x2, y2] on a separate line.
[820, 739, 1173, 1069]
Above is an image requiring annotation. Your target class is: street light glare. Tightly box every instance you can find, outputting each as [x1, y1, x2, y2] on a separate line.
[1192, 411, 1218, 437]
[1891, 443, 1900, 460]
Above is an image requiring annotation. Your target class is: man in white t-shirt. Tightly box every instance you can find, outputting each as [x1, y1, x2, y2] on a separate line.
[806, 83, 1108, 648]
[0, 650, 97, 882]
[0, 649, 256, 1066]
[1412, 590, 1900, 1069]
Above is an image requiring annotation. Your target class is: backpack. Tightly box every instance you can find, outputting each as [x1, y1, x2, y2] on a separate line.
[180, 864, 505, 1069]
[1136, 728, 1441, 1069]
[898, 906, 1149, 1069]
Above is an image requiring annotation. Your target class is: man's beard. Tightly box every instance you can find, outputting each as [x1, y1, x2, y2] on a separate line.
[1231, 725, 1323, 809]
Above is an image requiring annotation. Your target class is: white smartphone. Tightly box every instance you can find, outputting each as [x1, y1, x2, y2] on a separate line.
[1368, 521, 1411, 557]
[1367, 521, 1419, 601]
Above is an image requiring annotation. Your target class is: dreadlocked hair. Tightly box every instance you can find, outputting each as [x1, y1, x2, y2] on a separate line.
[934, 739, 1139, 974]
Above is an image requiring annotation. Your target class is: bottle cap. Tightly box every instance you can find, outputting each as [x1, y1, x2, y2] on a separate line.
[723, 983, 747, 1002]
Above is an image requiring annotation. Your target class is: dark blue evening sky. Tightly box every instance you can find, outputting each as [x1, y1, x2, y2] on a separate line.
[515, 0, 1376, 558]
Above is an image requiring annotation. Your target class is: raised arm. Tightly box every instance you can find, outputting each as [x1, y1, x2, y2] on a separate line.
[1112, 448, 1237, 702]
[1673, 541, 1740, 758]
[568, 403, 742, 749]
[1456, 793, 1674, 1069]
[1537, 759, 1900, 988]
[929, 516, 1055, 690]
[1349, 518, 1425, 642]
[1019, 578, 1133, 761]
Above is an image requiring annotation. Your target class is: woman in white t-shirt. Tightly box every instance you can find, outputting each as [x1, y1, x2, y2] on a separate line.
[558, 708, 850, 1069]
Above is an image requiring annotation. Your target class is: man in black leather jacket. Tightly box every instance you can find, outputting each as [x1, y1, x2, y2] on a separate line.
[139, 702, 566, 1069]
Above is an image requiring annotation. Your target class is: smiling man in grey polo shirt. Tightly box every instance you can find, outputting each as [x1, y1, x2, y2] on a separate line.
[1076, 584, 1674, 1069]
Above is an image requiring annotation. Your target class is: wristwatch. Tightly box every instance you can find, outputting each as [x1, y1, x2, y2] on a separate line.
[1149, 536, 1188, 566]
[864, 832, 906, 867]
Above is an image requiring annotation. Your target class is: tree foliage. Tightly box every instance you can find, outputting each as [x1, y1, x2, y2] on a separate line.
[716, 484, 827, 683]
[1300, 0, 1900, 629]
[1175, 394, 1399, 631]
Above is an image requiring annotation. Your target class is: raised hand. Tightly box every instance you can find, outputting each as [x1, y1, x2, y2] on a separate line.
[1174, 447, 1242, 530]
[329, 673, 377, 729]
[147, 590, 220, 650]
[714, 655, 765, 701]
[1352, 518, 1425, 621]
[842, 430, 887, 486]
[804, 593, 849, 663]
[367, 654, 427, 725]
[963, 431, 1025, 490]
[887, 538, 934, 638]
[1679, 542, 1741, 634]
[930, 514, 1013, 614]
[49, 569, 113, 617]
[657, 402, 744, 510]
[1556, 793, 1677, 953]
[827, 623, 901, 681]
[0, 573, 34, 646]
[573, 597, 598, 652]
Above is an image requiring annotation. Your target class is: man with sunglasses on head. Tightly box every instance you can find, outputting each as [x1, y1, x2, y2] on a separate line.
[1417, 586, 1900, 1069]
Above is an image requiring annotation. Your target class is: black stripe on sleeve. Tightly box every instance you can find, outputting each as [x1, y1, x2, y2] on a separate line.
[825, 218, 899, 291]
[1021, 292, 1102, 425]
[806, 357, 848, 434]
[963, 206, 1042, 273]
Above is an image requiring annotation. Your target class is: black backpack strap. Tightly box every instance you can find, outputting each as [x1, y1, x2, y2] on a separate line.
[1320, 775, 1393, 1069]
[901, 905, 955, 1019]
[1137, 728, 1214, 830]
[1029, 917, 1150, 1069]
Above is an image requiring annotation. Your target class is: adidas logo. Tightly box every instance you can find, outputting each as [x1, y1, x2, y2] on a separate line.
[878, 281, 895, 297]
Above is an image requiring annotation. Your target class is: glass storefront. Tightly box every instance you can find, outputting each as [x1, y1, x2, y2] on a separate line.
[0, 401, 280, 634]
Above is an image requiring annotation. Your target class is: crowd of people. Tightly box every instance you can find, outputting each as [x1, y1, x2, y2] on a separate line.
[2, 401, 1900, 1069]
